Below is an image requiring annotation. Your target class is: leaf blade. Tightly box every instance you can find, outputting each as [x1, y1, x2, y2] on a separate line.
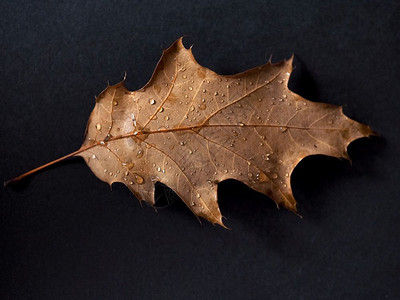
[78, 38, 374, 226]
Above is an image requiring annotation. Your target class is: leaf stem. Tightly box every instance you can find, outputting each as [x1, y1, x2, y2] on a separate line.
[4, 145, 94, 187]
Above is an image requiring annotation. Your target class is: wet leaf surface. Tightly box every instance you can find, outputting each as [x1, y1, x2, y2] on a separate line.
[76, 38, 373, 226]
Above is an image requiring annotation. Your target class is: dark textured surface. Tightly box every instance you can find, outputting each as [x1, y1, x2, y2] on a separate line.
[1, 1, 399, 299]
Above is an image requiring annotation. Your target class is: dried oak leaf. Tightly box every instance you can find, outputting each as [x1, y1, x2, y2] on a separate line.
[7, 38, 374, 226]
[77, 38, 373, 226]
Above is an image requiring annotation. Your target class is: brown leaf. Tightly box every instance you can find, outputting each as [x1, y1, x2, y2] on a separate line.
[77, 38, 373, 226]
[6, 38, 374, 227]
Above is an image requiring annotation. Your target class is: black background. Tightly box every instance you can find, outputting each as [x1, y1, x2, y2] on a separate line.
[1, 1, 399, 299]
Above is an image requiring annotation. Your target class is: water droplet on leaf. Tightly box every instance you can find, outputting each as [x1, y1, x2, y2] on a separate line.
[258, 172, 268, 183]
[134, 174, 144, 185]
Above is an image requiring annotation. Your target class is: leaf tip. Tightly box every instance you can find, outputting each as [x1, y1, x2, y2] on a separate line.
[285, 202, 303, 218]
[287, 54, 294, 65]
[284, 55, 294, 75]
[199, 211, 228, 229]
[214, 217, 229, 229]
[363, 125, 378, 138]
[176, 36, 186, 49]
